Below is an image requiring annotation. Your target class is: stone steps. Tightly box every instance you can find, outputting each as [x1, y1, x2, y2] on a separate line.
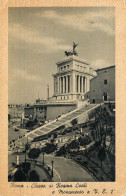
[10, 104, 100, 149]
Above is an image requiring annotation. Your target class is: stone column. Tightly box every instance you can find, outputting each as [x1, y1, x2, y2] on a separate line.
[75, 75, 77, 92]
[78, 75, 80, 93]
[68, 75, 70, 93]
[69, 75, 71, 93]
[54, 78, 55, 94]
[87, 77, 90, 92]
[60, 77, 62, 94]
[83, 77, 85, 93]
[61, 77, 63, 94]
[17, 155, 19, 165]
[68, 75, 69, 93]
[64, 76, 66, 93]
[85, 77, 87, 93]
[72, 72, 76, 93]
[80, 76, 82, 93]
[66, 75, 68, 93]
[77, 75, 79, 92]
[81, 76, 83, 93]
[63, 76, 64, 93]
[58, 77, 60, 94]
[56, 77, 58, 94]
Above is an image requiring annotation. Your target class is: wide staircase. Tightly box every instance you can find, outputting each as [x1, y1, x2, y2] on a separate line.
[10, 103, 100, 148]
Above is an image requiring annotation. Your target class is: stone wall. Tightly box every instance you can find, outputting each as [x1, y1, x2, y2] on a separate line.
[46, 104, 77, 120]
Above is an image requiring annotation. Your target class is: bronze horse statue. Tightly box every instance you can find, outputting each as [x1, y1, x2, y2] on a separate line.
[64, 42, 78, 57]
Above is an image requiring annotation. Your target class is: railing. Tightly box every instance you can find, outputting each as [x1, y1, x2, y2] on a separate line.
[24, 159, 52, 178]
[47, 100, 77, 105]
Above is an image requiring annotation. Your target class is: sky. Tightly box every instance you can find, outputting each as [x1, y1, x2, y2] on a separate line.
[8, 7, 115, 104]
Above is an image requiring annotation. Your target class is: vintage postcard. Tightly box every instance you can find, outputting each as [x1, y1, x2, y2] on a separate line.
[0, 0, 126, 196]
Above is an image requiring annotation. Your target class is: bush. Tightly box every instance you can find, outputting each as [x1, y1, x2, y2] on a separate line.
[83, 161, 88, 165]
[56, 145, 67, 156]
[29, 170, 40, 182]
[14, 169, 27, 182]
[71, 119, 78, 127]
[28, 148, 41, 159]
[8, 174, 12, 181]
[41, 143, 57, 154]
[67, 140, 79, 150]
[97, 147, 106, 168]
[21, 162, 31, 174]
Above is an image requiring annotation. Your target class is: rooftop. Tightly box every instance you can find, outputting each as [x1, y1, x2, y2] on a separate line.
[56, 55, 90, 66]
[96, 65, 115, 72]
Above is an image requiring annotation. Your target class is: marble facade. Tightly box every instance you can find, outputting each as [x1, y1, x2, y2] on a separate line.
[52, 55, 96, 101]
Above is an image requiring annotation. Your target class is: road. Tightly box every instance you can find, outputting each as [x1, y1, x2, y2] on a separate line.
[9, 153, 95, 182]
[41, 154, 95, 182]
[8, 122, 28, 145]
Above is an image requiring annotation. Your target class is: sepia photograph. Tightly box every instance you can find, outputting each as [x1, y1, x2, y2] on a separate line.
[8, 7, 115, 182]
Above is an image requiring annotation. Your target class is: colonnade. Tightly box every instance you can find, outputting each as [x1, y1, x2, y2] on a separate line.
[58, 75, 70, 94]
[54, 74, 89, 94]
[76, 75, 88, 93]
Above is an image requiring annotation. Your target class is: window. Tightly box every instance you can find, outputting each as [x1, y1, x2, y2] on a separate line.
[61, 67, 63, 71]
[92, 99, 95, 103]
[67, 65, 69, 69]
[104, 79, 107, 85]
[103, 92, 107, 101]
[64, 66, 66, 70]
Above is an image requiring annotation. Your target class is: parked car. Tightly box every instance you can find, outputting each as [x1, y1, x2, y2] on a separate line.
[14, 128, 19, 132]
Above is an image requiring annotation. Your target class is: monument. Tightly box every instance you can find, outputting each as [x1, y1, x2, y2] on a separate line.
[46, 43, 97, 120]
[52, 43, 97, 102]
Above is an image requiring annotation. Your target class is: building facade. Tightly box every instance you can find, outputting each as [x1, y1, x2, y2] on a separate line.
[88, 65, 115, 104]
[23, 99, 47, 122]
[24, 106, 34, 118]
[52, 55, 96, 101]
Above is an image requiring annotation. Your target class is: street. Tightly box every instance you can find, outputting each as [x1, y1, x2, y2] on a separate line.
[8, 121, 28, 145]
[8, 153, 95, 182]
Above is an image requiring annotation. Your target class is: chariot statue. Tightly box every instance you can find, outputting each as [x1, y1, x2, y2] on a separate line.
[64, 42, 78, 57]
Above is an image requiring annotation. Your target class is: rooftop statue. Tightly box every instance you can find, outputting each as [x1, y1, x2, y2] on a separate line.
[64, 42, 78, 57]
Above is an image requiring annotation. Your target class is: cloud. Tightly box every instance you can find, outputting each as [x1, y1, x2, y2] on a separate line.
[91, 59, 111, 69]
[36, 9, 115, 36]
[10, 69, 42, 82]
[9, 24, 71, 53]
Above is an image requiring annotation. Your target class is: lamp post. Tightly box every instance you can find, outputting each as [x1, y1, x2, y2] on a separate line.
[42, 152, 45, 166]
[25, 137, 29, 162]
[51, 160, 54, 178]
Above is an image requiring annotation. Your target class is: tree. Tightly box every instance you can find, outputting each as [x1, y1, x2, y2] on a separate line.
[8, 114, 11, 121]
[97, 147, 106, 168]
[34, 118, 38, 124]
[54, 133, 57, 138]
[29, 170, 40, 182]
[25, 143, 30, 162]
[41, 143, 57, 154]
[21, 162, 31, 179]
[28, 148, 41, 159]
[14, 168, 27, 182]
[67, 140, 80, 150]
[26, 120, 34, 130]
[28, 148, 41, 167]
[78, 136, 91, 146]
[56, 145, 67, 156]
[71, 118, 78, 127]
